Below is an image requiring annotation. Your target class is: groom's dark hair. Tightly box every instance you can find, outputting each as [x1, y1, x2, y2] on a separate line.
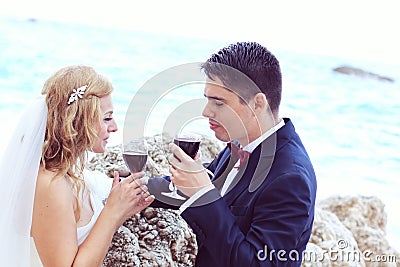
[201, 41, 282, 114]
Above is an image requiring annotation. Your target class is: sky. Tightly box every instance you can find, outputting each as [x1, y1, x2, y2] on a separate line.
[0, 0, 399, 64]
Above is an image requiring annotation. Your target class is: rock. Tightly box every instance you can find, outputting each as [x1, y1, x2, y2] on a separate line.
[123, 207, 197, 267]
[351, 227, 399, 267]
[103, 226, 141, 267]
[333, 66, 394, 82]
[316, 195, 400, 265]
[309, 208, 358, 247]
[310, 196, 400, 267]
[306, 208, 365, 267]
[318, 195, 387, 233]
[87, 133, 219, 266]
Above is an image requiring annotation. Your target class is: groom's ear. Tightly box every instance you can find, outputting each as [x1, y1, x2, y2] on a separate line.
[253, 93, 268, 113]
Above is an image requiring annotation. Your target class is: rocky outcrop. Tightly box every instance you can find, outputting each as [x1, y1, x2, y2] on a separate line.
[88, 134, 221, 267]
[302, 196, 400, 267]
[333, 66, 394, 83]
[102, 208, 198, 267]
[87, 134, 399, 267]
[305, 207, 364, 266]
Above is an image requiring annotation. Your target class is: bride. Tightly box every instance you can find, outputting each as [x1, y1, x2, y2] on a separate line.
[0, 65, 154, 266]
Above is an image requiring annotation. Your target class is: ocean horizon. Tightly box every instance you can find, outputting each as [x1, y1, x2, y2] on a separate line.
[1, 16, 399, 251]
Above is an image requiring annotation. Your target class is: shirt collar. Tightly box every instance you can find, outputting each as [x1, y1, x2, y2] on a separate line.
[242, 119, 285, 153]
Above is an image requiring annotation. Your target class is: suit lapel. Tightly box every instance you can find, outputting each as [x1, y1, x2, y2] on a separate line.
[210, 119, 294, 205]
[222, 130, 280, 205]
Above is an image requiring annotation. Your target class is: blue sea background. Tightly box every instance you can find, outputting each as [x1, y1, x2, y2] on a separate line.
[1, 17, 399, 250]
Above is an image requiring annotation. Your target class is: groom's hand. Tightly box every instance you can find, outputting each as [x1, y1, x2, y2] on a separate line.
[168, 143, 211, 197]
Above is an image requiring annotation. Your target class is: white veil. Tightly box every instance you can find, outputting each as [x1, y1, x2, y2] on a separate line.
[0, 95, 47, 266]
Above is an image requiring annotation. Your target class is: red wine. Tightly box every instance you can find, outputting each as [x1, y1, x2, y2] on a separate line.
[174, 138, 200, 159]
[122, 152, 148, 172]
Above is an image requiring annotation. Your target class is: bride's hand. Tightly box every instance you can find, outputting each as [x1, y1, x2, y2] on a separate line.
[104, 171, 154, 226]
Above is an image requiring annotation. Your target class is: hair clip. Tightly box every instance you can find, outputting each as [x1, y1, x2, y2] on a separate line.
[67, 85, 88, 105]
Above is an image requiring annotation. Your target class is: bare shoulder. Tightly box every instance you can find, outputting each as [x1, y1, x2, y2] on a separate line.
[35, 167, 74, 204]
[32, 169, 81, 265]
[31, 166, 77, 241]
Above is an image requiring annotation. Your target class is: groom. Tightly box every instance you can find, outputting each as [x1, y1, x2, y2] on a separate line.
[149, 41, 317, 266]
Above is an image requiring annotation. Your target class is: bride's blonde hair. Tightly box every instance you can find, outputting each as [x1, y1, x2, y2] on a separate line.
[41, 65, 113, 195]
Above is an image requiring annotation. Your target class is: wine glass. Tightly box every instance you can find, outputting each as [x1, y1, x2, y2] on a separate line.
[122, 137, 148, 174]
[161, 133, 202, 200]
[102, 138, 148, 204]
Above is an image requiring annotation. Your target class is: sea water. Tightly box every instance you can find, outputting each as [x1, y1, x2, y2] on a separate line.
[1, 17, 399, 250]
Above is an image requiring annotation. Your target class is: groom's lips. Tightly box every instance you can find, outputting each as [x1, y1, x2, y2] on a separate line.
[209, 121, 220, 131]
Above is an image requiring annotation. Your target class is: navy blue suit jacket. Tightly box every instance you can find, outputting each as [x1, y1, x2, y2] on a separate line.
[149, 118, 317, 266]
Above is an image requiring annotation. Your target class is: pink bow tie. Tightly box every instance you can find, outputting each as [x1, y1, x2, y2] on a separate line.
[228, 142, 251, 169]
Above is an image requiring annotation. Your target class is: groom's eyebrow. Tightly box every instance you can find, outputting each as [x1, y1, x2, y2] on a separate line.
[204, 94, 225, 101]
